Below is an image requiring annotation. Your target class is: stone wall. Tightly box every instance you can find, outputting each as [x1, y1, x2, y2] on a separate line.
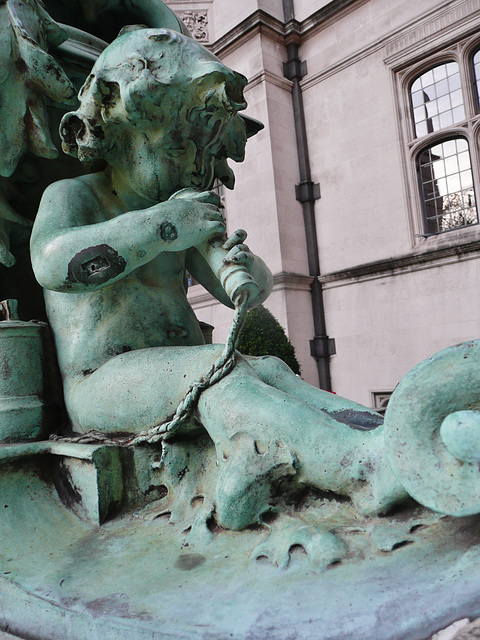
[168, 0, 480, 404]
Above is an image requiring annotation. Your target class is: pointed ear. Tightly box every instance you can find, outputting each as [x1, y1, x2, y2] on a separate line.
[214, 158, 235, 190]
[222, 114, 247, 163]
[241, 115, 264, 138]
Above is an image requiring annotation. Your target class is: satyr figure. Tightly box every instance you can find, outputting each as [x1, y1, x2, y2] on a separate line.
[31, 28, 410, 531]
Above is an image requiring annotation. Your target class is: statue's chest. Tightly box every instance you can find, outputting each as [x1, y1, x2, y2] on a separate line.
[134, 251, 186, 287]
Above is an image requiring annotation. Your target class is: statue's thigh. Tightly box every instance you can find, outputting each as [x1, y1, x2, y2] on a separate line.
[64, 344, 227, 433]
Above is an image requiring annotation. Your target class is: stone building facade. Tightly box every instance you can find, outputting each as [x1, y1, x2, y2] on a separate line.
[167, 0, 480, 409]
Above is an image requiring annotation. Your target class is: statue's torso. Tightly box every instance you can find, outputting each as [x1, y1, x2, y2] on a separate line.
[45, 251, 205, 385]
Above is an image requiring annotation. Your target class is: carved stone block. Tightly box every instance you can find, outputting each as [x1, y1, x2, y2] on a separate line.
[179, 10, 209, 42]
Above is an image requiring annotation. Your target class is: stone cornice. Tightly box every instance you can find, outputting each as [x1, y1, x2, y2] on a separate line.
[187, 241, 480, 296]
[245, 69, 292, 93]
[384, 0, 480, 68]
[297, 0, 370, 41]
[320, 240, 480, 288]
[272, 272, 313, 291]
[209, 0, 374, 55]
[207, 0, 480, 94]
[209, 2, 369, 57]
[300, 0, 480, 90]
[209, 10, 285, 58]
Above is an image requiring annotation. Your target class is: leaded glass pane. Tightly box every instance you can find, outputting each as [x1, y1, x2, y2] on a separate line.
[411, 63, 464, 137]
[418, 138, 478, 233]
[473, 49, 480, 108]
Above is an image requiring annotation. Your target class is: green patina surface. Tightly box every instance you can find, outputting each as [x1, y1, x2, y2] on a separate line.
[1, 1, 480, 638]
[1, 446, 480, 639]
[28, 25, 410, 528]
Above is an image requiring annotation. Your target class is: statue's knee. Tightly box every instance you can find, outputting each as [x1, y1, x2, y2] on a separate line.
[248, 354, 294, 378]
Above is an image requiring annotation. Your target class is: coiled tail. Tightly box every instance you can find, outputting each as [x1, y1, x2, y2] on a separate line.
[383, 340, 480, 516]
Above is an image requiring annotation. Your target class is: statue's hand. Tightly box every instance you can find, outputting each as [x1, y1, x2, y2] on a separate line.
[160, 189, 225, 250]
[222, 229, 253, 270]
[222, 229, 273, 308]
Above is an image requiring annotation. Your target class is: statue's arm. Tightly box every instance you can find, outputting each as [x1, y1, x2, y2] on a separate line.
[31, 179, 225, 292]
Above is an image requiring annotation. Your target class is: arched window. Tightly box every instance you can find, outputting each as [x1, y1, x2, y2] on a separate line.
[417, 138, 478, 234]
[410, 62, 464, 137]
[406, 52, 480, 237]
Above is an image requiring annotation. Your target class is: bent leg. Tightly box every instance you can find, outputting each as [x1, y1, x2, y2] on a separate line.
[65, 345, 405, 517]
[198, 363, 406, 516]
[247, 355, 383, 430]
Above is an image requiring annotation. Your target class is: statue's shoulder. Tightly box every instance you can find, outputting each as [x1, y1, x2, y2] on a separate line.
[41, 174, 101, 202]
[37, 174, 105, 225]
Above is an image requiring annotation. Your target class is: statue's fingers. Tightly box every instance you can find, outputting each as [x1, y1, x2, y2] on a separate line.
[224, 244, 249, 257]
[224, 250, 253, 267]
[168, 189, 220, 207]
[207, 220, 226, 236]
[223, 229, 247, 250]
[205, 205, 225, 222]
[195, 191, 222, 207]
[169, 187, 201, 200]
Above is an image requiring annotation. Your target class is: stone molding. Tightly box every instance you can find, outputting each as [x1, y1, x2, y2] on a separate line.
[294, 0, 370, 42]
[197, 0, 368, 59]
[300, 36, 390, 91]
[272, 271, 313, 291]
[207, 0, 478, 92]
[319, 240, 480, 289]
[210, 10, 285, 58]
[300, 0, 475, 90]
[384, 0, 480, 68]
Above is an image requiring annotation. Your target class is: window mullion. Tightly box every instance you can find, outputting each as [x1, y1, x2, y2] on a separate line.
[459, 45, 477, 120]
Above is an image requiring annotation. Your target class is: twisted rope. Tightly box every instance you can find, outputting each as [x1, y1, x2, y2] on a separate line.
[130, 292, 250, 445]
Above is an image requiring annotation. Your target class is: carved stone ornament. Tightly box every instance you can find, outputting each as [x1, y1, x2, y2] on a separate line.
[1, 3, 480, 640]
[179, 9, 209, 42]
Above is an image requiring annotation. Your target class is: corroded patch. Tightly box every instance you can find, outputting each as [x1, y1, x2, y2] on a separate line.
[67, 244, 126, 285]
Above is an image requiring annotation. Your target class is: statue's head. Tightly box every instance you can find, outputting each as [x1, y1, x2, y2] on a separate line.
[60, 28, 255, 195]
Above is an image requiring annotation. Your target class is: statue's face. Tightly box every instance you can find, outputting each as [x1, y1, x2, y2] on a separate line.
[111, 107, 232, 202]
[62, 29, 248, 199]
[114, 131, 204, 202]
[107, 65, 245, 201]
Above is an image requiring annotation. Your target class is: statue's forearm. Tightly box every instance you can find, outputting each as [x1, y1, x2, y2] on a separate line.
[32, 208, 172, 292]
[31, 182, 226, 292]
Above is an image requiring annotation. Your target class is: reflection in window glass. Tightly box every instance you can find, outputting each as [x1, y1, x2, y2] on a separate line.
[473, 49, 480, 108]
[411, 62, 465, 137]
[418, 138, 478, 234]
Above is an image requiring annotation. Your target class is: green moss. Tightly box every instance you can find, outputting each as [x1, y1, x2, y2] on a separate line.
[237, 305, 301, 375]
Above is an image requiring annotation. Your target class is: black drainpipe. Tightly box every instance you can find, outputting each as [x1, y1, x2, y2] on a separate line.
[282, 0, 335, 390]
